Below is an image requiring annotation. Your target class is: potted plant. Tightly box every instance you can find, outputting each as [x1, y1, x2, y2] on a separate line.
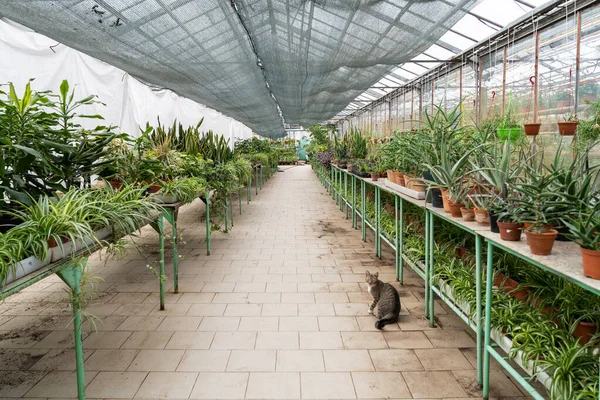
[563, 207, 600, 279]
[492, 198, 523, 241]
[514, 164, 561, 255]
[496, 100, 522, 141]
[557, 112, 579, 136]
[468, 192, 494, 226]
[369, 164, 380, 181]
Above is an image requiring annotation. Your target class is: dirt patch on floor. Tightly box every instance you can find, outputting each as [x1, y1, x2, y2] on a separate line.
[316, 220, 348, 237]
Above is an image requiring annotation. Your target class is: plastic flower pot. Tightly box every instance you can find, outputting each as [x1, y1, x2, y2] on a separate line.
[581, 247, 600, 279]
[370, 173, 379, 181]
[431, 188, 443, 208]
[523, 123, 541, 136]
[411, 178, 426, 193]
[525, 229, 558, 256]
[474, 209, 490, 225]
[555, 225, 571, 242]
[489, 212, 500, 233]
[572, 320, 598, 344]
[497, 221, 522, 241]
[448, 202, 464, 218]
[397, 175, 406, 187]
[153, 194, 178, 204]
[440, 189, 451, 213]
[557, 121, 578, 136]
[460, 207, 475, 222]
[497, 128, 522, 141]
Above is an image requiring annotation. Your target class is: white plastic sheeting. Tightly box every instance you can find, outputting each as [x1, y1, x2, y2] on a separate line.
[0, 17, 254, 144]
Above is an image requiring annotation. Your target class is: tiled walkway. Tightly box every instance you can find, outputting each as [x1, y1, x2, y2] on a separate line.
[0, 164, 529, 399]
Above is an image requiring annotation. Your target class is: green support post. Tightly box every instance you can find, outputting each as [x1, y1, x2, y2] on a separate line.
[345, 171, 349, 219]
[239, 189, 242, 215]
[150, 216, 166, 310]
[161, 207, 179, 294]
[57, 263, 86, 400]
[375, 186, 381, 258]
[429, 211, 435, 327]
[206, 190, 211, 256]
[331, 168, 335, 200]
[483, 241, 494, 398]
[475, 234, 483, 385]
[255, 166, 259, 195]
[260, 166, 263, 190]
[424, 210, 429, 318]
[395, 195, 399, 281]
[361, 180, 366, 242]
[399, 198, 404, 284]
[339, 170, 343, 211]
[352, 175, 356, 229]
[224, 195, 229, 234]
[230, 193, 234, 227]
[247, 177, 251, 203]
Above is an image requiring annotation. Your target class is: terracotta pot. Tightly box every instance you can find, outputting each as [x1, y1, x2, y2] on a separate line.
[371, 173, 379, 181]
[581, 247, 600, 279]
[523, 123, 541, 136]
[557, 121, 578, 136]
[109, 179, 122, 190]
[448, 202, 464, 218]
[366, 192, 375, 201]
[573, 320, 598, 344]
[387, 170, 396, 184]
[455, 247, 467, 258]
[460, 207, 475, 222]
[474, 209, 490, 225]
[411, 178, 426, 192]
[440, 189, 451, 213]
[525, 229, 558, 256]
[493, 273, 529, 301]
[397, 176, 406, 186]
[404, 174, 413, 190]
[385, 203, 395, 216]
[498, 221, 522, 241]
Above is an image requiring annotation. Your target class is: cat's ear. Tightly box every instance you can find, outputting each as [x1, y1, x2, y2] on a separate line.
[374, 272, 379, 279]
[365, 270, 371, 277]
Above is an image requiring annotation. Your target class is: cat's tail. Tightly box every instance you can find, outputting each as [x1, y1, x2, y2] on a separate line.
[375, 313, 398, 330]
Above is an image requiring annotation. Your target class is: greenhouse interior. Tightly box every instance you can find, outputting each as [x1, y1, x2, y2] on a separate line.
[0, 0, 600, 399]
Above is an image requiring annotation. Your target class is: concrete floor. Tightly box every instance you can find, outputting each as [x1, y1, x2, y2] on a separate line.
[0, 164, 530, 399]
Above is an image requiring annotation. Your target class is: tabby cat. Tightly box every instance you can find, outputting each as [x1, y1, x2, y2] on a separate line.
[365, 270, 401, 329]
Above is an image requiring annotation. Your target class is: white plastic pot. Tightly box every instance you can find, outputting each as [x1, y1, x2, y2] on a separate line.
[4, 256, 49, 285]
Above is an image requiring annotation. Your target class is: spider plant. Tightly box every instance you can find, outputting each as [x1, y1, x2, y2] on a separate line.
[157, 178, 206, 204]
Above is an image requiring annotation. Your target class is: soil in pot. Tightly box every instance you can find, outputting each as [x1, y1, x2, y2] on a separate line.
[460, 207, 475, 222]
[498, 221, 522, 241]
[525, 229, 558, 256]
[523, 123, 541, 136]
[572, 320, 598, 344]
[109, 179, 122, 190]
[371, 173, 379, 181]
[474, 209, 490, 225]
[441, 189, 451, 213]
[557, 121, 578, 136]
[489, 212, 500, 233]
[430, 188, 443, 208]
[423, 171, 433, 203]
[581, 247, 600, 279]
[448, 202, 464, 218]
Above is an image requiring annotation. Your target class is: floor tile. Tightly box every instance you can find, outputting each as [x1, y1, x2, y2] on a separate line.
[177, 350, 230, 372]
[300, 332, 344, 350]
[256, 332, 298, 349]
[341, 331, 387, 349]
[211, 332, 256, 349]
[300, 372, 356, 399]
[352, 371, 412, 398]
[414, 348, 473, 371]
[190, 372, 249, 399]
[402, 371, 468, 398]
[369, 349, 424, 371]
[246, 372, 301, 399]
[276, 350, 324, 371]
[134, 371, 197, 398]
[127, 349, 185, 371]
[323, 350, 374, 371]
[227, 349, 276, 371]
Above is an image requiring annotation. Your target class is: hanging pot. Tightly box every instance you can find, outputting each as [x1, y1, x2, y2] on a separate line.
[497, 127, 522, 141]
[460, 207, 475, 222]
[474, 209, 490, 225]
[557, 121, 578, 136]
[581, 247, 600, 279]
[423, 171, 433, 203]
[497, 221, 522, 241]
[489, 212, 500, 233]
[431, 188, 443, 208]
[440, 189, 451, 213]
[573, 320, 598, 344]
[525, 229, 558, 256]
[448, 202, 464, 218]
[523, 123, 541, 136]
